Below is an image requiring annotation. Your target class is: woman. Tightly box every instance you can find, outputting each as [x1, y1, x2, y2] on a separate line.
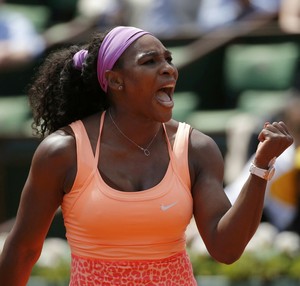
[0, 26, 293, 285]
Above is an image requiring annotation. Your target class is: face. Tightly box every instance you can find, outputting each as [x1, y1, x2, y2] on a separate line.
[111, 34, 179, 123]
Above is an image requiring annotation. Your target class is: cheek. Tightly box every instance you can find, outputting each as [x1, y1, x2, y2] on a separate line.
[129, 74, 156, 91]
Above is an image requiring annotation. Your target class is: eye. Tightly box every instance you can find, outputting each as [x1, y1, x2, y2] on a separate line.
[143, 58, 155, 65]
[166, 56, 173, 64]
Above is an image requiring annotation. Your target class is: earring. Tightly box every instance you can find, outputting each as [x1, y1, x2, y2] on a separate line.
[118, 85, 123, 91]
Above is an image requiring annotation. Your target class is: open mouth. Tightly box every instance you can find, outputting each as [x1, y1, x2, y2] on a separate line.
[159, 87, 172, 98]
[156, 86, 174, 108]
[156, 84, 175, 103]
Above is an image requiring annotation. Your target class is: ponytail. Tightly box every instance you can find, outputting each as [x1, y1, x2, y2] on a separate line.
[28, 33, 109, 138]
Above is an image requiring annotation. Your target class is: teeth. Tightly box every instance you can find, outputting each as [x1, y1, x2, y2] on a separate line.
[162, 84, 174, 88]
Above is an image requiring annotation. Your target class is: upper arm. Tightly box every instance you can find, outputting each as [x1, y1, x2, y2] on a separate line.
[7, 130, 76, 251]
[189, 129, 232, 249]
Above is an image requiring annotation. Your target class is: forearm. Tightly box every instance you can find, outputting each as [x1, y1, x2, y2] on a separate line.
[214, 175, 267, 263]
[0, 238, 40, 285]
[195, 121, 293, 264]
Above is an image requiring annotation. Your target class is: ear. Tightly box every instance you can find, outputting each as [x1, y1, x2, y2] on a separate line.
[105, 70, 123, 91]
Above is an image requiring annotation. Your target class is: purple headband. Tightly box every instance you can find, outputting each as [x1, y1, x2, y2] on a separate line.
[73, 49, 88, 70]
[97, 26, 150, 92]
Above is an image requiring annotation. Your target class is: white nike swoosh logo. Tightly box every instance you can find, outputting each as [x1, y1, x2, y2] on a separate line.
[160, 201, 177, 211]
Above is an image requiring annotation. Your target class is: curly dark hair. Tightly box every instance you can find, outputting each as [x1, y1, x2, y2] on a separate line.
[28, 31, 112, 138]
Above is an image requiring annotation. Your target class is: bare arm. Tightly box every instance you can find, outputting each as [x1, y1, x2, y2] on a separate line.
[0, 42, 34, 70]
[279, 0, 300, 34]
[0, 130, 76, 285]
[191, 122, 293, 264]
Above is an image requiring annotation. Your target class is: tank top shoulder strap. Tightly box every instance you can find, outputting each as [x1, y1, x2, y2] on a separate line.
[69, 115, 102, 187]
[166, 122, 191, 190]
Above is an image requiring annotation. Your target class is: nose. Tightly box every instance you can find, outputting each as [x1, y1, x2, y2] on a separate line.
[160, 61, 178, 77]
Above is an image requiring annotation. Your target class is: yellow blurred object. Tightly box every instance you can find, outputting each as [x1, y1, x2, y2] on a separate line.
[270, 169, 297, 206]
[295, 147, 300, 169]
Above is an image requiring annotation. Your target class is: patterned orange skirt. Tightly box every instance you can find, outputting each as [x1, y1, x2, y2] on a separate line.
[69, 251, 197, 285]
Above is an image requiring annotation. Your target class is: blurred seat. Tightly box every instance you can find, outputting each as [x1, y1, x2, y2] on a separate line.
[224, 42, 300, 107]
[236, 89, 291, 116]
[185, 109, 239, 134]
[0, 95, 32, 137]
[0, 95, 37, 223]
[172, 91, 200, 122]
[185, 109, 239, 156]
[0, 135, 39, 223]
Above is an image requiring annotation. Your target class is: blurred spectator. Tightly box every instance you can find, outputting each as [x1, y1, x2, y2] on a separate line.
[0, 0, 45, 71]
[132, 0, 199, 37]
[196, 0, 253, 33]
[125, 0, 281, 38]
[77, 0, 128, 28]
[279, 0, 300, 34]
[43, 0, 129, 48]
[225, 94, 300, 234]
[196, 0, 281, 33]
[250, 0, 281, 14]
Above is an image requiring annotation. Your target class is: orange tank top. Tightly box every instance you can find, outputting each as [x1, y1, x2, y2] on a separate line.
[61, 112, 193, 261]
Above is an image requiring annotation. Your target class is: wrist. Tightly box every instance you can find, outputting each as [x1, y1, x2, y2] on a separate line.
[250, 157, 276, 181]
[253, 157, 276, 169]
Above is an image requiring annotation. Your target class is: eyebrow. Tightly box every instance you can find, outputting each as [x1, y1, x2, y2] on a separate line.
[137, 49, 172, 60]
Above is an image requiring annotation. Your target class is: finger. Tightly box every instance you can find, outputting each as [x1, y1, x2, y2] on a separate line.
[258, 122, 275, 142]
[258, 122, 290, 143]
[264, 122, 288, 135]
[265, 121, 294, 147]
[277, 121, 290, 134]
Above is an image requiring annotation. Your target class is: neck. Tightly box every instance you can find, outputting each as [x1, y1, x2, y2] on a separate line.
[108, 109, 162, 156]
[109, 109, 161, 138]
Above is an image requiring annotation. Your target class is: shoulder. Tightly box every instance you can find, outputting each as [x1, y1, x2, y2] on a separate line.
[34, 128, 75, 163]
[166, 119, 218, 150]
[31, 128, 76, 186]
[189, 127, 220, 153]
[188, 127, 224, 184]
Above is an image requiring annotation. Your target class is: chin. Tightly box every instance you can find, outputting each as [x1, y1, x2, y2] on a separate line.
[160, 110, 173, 123]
